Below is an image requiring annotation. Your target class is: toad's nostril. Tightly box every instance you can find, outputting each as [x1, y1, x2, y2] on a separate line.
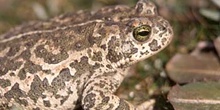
[158, 24, 166, 31]
[161, 26, 166, 31]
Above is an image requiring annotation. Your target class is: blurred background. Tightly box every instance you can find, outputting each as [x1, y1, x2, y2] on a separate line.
[0, 0, 219, 110]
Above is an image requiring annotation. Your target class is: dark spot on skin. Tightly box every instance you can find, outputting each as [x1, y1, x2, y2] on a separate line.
[115, 99, 130, 110]
[107, 36, 120, 49]
[19, 99, 28, 107]
[91, 51, 102, 62]
[50, 68, 72, 93]
[106, 64, 113, 69]
[87, 49, 92, 58]
[6, 46, 20, 57]
[55, 94, 61, 99]
[0, 79, 11, 88]
[93, 63, 101, 70]
[42, 78, 50, 90]
[148, 39, 161, 51]
[157, 24, 167, 37]
[100, 44, 106, 50]
[59, 68, 72, 81]
[24, 61, 42, 74]
[96, 91, 113, 109]
[43, 100, 51, 107]
[83, 93, 96, 109]
[20, 50, 31, 60]
[34, 45, 69, 64]
[60, 96, 69, 105]
[124, 47, 138, 59]
[162, 38, 167, 45]
[0, 57, 22, 76]
[18, 61, 42, 80]
[54, 104, 58, 108]
[42, 69, 52, 75]
[106, 49, 123, 63]
[102, 96, 110, 104]
[94, 80, 107, 88]
[69, 56, 96, 77]
[67, 87, 73, 94]
[140, 50, 149, 55]
[99, 83, 105, 88]
[24, 41, 35, 47]
[33, 107, 41, 110]
[9, 72, 15, 76]
[42, 95, 47, 99]
[104, 77, 120, 91]
[88, 35, 102, 46]
[18, 68, 27, 80]
[28, 75, 45, 103]
[118, 62, 130, 68]
[4, 83, 28, 106]
[131, 48, 138, 54]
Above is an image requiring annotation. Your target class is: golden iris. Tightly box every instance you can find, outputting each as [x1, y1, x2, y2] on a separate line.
[133, 25, 151, 42]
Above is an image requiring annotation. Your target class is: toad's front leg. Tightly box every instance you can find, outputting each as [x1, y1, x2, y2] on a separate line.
[81, 76, 136, 110]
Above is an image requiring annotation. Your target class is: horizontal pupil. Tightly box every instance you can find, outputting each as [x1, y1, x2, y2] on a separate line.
[138, 31, 149, 36]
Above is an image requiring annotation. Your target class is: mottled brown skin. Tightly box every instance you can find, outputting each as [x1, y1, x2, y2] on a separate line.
[0, 0, 173, 110]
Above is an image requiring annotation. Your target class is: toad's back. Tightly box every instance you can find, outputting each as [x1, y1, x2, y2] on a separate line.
[0, 0, 173, 109]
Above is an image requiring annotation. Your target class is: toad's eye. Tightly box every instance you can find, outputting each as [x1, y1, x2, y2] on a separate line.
[133, 25, 151, 42]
